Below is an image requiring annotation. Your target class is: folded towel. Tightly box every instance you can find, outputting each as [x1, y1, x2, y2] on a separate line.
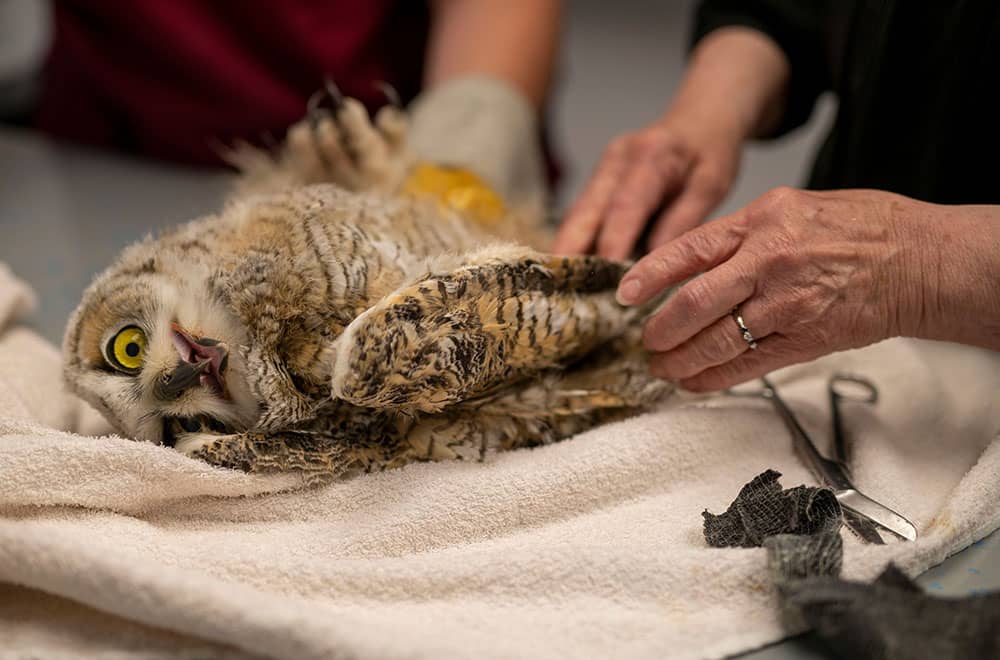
[1, 262, 999, 659]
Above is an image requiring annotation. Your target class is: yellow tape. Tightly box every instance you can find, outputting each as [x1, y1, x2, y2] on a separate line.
[402, 163, 505, 227]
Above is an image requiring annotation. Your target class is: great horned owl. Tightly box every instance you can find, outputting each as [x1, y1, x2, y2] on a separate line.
[63, 91, 671, 479]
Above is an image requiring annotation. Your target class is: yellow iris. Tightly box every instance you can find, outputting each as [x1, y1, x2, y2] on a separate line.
[111, 326, 147, 371]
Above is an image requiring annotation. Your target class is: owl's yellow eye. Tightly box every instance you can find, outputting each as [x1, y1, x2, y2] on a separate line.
[107, 326, 147, 372]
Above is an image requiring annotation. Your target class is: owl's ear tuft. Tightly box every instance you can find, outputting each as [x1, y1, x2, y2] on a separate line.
[330, 253, 639, 413]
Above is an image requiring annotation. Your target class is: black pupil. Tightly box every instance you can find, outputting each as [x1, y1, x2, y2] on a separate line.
[125, 342, 140, 357]
[179, 417, 202, 433]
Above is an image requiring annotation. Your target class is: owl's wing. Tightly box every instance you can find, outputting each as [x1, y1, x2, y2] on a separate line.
[330, 253, 644, 413]
[403, 328, 673, 461]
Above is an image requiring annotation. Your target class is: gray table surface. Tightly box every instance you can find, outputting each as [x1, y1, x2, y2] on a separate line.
[1, 127, 997, 658]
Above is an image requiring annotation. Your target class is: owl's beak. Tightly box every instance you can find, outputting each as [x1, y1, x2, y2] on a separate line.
[154, 323, 230, 400]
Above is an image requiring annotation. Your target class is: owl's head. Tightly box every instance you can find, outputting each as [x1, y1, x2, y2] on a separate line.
[63, 240, 260, 446]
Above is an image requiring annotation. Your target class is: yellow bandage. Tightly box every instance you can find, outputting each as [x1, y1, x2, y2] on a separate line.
[402, 163, 505, 227]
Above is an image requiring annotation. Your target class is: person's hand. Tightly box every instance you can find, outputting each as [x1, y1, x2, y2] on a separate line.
[552, 26, 794, 259]
[616, 187, 925, 391]
[552, 116, 742, 259]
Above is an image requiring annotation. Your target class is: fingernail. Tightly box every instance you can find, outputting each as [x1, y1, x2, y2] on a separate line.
[616, 279, 641, 305]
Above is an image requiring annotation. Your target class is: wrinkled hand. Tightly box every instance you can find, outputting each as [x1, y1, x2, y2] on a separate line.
[553, 117, 741, 259]
[617, 187, 920, 391]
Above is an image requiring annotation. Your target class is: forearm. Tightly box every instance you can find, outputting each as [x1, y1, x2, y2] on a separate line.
[424, 0, 561, 111]
[664, 27, 789, 140]
[899, 202, 1000, 350]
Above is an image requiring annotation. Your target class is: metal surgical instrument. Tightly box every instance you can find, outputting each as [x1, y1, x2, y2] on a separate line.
[732, 376, 918, 543]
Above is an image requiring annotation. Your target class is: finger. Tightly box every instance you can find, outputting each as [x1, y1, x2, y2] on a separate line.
[648, 297, 774, 380]
[595, 149, 687, 260]
[678, 335, 823, 392]
[641, 259, 756, 352]
[616, 209, 748, 306]
[646, 163, 728, 249]
[552, 142, 630, 254]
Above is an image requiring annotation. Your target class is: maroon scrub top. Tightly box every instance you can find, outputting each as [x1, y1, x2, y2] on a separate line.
[34, 1, 430, 166]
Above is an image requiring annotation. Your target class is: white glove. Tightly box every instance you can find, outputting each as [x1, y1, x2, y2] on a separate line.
[406, 75, 546, 205]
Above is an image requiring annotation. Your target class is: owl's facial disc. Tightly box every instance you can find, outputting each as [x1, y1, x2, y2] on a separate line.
[64, 270, 262, 447]
[155, 323, 231, 401]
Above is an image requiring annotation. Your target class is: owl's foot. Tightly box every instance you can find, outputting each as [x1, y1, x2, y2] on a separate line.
[285, 81, 412, 193]
[229, 84, 413, 197]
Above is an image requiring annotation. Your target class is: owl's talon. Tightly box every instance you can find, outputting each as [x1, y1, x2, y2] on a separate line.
[306, 80, 355, 174]
[305, 79, 365, 168]
[307, 78, 345, 124]
[322, 78, 345, 110]
[306, 91, 330, 130]
[262, 85, 412, 194]
[374, 81, 402, 108]
[306, 80, 347, 153]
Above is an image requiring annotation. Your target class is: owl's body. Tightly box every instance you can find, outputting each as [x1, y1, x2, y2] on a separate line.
[64, 96, 670, 479]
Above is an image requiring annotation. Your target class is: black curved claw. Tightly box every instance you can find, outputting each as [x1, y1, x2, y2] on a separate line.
[323, 78, 345, 108]
[306, 78, 346, 128]
[306, 88, 327, 129]
[374, 80, 402, 108]
[305, 79, 348, 173]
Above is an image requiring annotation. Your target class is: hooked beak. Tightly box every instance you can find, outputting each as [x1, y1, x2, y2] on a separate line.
[154, 323, 230, 400]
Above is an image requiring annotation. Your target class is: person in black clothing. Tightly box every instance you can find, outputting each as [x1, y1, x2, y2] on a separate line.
[554, 1, 1000, 391]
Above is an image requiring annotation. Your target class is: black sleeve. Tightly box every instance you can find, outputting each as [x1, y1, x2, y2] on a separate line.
[692, 0, 831, 138]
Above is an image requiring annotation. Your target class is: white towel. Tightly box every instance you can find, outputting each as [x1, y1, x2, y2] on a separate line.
[1, 262, 999, 660]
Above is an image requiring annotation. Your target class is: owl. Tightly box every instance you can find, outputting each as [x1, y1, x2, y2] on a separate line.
[63, 89, 671, 480]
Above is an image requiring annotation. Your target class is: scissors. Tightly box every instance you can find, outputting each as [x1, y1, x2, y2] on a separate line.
[730, 374, 918, 543]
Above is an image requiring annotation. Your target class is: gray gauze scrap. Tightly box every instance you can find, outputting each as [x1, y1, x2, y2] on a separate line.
[702, 469, 842, 551]
[704, 469, 1000, 659]
[783, 564, 1000, 659]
